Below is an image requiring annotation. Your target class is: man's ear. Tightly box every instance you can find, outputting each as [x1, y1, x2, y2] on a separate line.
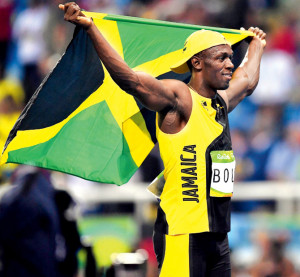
[190, 56, 202, 71]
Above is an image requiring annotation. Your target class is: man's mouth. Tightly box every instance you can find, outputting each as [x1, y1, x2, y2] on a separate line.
[223, 73, 232, 80]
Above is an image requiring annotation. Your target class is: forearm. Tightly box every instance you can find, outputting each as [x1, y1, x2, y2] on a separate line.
[239, 39, 264, 95]
[225, 33, 265, 112]
[86, 22, 139, 94]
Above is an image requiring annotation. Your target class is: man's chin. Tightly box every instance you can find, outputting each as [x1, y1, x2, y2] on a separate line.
[218, 83, 230, 90]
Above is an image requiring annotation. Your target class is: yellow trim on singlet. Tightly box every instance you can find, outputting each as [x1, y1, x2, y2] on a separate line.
[156, 88, 223, 235]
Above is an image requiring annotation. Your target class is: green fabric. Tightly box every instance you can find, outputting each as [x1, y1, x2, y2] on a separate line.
[104, 14, 244, 69]
[116, 21, 194, 69]
[7, 101, 138, 184]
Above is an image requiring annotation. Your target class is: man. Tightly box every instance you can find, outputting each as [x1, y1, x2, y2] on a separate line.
[59, 3, 266, 276]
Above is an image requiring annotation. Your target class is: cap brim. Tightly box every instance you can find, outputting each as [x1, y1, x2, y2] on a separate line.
[170, 57, 191, 74]
[170, 42, 231, 74]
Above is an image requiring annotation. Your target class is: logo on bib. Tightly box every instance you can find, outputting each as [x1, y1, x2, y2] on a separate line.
[210, 150, 235, 197]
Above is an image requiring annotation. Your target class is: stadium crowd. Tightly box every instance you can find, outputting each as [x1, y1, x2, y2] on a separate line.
[1, 0, 300, 276]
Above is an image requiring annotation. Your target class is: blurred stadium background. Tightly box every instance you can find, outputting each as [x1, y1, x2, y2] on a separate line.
[1, 0, 300, 276]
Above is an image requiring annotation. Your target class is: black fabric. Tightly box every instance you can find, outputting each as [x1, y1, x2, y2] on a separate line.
[4, 27, 104, 151]
[189, 232, 231, 277]
[153, 201, 168, 234]
[153, 201, 167, 272]
[206, 93, 232, 233]
[152, 231, 231, 276]
[152, 230, 166, 271]
[157, 70, 191, 84]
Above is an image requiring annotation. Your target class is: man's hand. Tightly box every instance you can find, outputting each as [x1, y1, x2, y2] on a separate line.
[59, 2, 92, 30]
[221, 26, 266, 112]
[247, 27, 267, 48]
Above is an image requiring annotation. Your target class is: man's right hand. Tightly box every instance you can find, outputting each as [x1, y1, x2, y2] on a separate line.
[59, 2, 93, 30]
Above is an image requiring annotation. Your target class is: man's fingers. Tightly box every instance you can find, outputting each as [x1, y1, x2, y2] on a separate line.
[69, 9, 81, 22]
[248, 26, 265, 36]
[255, 29, 266, 40]
[65, 3, 79, 18]
[246, 26, 266, 47]
[258, 31, 265, 39]
[59, 2, 92, 29]
[77, 16, 89, 23]
[63, 2, 77, 8]
[251, 27, 259, 35]
[62, 2, 81, 23]
[59, 2, 75, 11]
[59, 2, 79, 13]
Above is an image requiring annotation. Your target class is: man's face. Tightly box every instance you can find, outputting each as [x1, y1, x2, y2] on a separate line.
[200, 44, 234, 90]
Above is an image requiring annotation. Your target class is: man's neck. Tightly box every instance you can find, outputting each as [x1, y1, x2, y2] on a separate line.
[188, 78, 217, 99]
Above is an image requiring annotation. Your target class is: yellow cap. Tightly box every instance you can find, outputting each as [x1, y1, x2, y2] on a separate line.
[170, 30, 231, 74]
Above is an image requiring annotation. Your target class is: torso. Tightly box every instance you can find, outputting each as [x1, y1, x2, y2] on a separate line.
[155, 88, 235, 235]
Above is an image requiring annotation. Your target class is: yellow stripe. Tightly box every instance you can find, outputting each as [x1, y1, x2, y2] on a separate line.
[122, 112, 154, 167]
[83, 11, 107, 20]
[160, 234, 190, 277]
[133, 49, 182, 76]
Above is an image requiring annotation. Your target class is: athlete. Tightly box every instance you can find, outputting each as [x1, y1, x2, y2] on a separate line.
[60, 3, 266, 276]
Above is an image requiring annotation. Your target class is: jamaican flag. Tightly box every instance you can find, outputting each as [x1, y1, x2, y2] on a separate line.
[0, 12, 253, 185]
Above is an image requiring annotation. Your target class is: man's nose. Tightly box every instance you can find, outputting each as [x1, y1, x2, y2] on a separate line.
[226, 58, 234, 69]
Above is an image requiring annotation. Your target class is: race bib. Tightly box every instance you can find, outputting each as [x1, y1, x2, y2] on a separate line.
[210, 150, 235, 197]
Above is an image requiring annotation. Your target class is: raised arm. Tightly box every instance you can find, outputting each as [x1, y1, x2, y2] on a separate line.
[59, 2, 183, 112]
[219, 27, 266, 112]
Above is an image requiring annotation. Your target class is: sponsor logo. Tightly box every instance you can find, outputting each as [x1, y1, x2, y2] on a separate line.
[217, 153, 231, 160]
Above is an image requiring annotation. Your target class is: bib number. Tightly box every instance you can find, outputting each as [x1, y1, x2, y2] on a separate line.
[210, 150, 235, 197]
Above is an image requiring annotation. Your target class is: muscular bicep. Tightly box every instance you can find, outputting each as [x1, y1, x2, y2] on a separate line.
[130, 71, 182, 112]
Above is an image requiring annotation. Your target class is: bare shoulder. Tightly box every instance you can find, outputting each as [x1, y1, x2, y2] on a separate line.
[160, 79, 190, 98]
[160, 79, 192, 117]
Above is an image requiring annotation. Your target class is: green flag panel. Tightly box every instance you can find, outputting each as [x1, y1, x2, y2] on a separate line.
[7, 101, 138, 185]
